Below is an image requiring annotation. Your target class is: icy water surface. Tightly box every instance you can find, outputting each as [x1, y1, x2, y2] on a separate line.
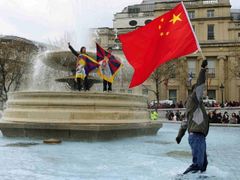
[0, 123, 239, 180]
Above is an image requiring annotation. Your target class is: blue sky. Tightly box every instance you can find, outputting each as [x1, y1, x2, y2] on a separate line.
[0, 0, 239, 46]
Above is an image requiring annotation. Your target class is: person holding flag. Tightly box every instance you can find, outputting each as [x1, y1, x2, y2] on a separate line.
[96, 43, 122, 92]
[68, 42, 99, 91]
[75, 52, 87, 91]
[176, 59, 209, 174]
[118, 1, 209, 175]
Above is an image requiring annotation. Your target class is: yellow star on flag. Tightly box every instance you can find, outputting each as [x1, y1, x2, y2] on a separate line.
[169, 13, 182, 24]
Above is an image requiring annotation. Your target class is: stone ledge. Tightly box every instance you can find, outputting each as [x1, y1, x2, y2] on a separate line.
[0, 121, 162, 140]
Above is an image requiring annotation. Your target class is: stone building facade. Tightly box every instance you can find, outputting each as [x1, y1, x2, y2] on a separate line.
[93, 0, 240, 103]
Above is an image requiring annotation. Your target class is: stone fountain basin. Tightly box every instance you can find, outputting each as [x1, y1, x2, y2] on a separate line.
[0, 91, 162, 140]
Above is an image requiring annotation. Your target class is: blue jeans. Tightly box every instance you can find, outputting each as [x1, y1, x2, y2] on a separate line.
[188, 133, 208, 172]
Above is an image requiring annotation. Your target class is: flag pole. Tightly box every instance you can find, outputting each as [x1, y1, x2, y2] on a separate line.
[199, 50, 206, 60]
[198, 49, 208, 97]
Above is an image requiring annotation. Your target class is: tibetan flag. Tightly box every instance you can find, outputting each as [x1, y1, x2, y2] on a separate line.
[118, 2, 200, 88]
[96, 43, 122, 83]
[78, 54, 99, 75]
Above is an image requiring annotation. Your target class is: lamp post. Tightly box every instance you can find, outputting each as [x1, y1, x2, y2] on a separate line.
[219, 83, 224, 108]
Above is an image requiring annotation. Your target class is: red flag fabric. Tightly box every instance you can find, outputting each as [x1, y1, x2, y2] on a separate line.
[118, 2, 200, 88]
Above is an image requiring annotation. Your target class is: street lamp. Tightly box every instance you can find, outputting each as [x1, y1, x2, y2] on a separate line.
[219, 83, 224, 108]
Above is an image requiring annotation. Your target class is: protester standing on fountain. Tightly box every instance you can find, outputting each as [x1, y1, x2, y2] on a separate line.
[68, 42, 90, 91]
[176, 59, 209, 174]
[100, 47, 113, 92]
[96, 43, 122, 92]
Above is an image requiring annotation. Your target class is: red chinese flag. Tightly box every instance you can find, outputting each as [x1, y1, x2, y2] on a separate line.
[118, 2, 200, 88]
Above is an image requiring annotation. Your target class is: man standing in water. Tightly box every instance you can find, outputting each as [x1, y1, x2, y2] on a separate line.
[176, 59, 209, 174]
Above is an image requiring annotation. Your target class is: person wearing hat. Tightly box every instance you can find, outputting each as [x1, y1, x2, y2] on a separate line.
[176, 59, 209, 174]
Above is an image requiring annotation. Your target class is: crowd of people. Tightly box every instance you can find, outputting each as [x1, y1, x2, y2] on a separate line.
[165, 110, 240, 124]
[204, 101, 240, 107]
[208, 110, 240, 124]
[149, 100, 240, 109]
[166, 110, 185, 121]
[148, 101, 184, 109]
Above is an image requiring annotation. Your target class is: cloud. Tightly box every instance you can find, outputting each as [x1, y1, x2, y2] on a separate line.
[0, 0, 239, 45]
[0, 17, 18, 35]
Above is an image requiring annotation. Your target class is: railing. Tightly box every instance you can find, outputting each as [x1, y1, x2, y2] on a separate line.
[202, 0, 218, 4]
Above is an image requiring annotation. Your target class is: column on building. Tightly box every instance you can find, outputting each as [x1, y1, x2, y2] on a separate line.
[217, 55, 227, 102]
[227, 56, 237, 101]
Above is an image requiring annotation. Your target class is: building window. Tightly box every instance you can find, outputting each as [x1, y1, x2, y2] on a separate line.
[128, 89, 133, 94]
[207, 90, 216, 100]
[129, 20, 137, 26]
[238, 32, 240, 37]
[207, 10, 214, 18]
[207, 24, 215, 40]
[120, 89, 125, 93]
[145, 19, 152, 25]
[142, 89, 148, 95]
[114, 39, 120, 43]
[128, 7, 140, 18]
[169, 90, 177, 103]
[207, 59, 216, 78]
[188, 11, 195, 19]
[128, 7, 140, 14]
[188, 60, 196, 78]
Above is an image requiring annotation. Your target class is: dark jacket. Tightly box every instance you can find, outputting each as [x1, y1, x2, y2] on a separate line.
[68, 44, 80, 57]
[177, 68, 209, 139]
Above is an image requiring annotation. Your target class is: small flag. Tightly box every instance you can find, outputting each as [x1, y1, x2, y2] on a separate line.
[96, 43, 122, 83]
[78, 54, 99, 76]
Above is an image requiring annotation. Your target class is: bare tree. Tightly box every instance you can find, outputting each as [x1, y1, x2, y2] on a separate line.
[230, 40, 240, 78]
[0, 57, 25, 102]
[143, 59, 181, 105]
[47, 31, 77, 50]
[0, 37, 38, 108]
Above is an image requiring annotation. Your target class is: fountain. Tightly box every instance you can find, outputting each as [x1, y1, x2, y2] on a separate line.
[0, 39, 162, 140]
